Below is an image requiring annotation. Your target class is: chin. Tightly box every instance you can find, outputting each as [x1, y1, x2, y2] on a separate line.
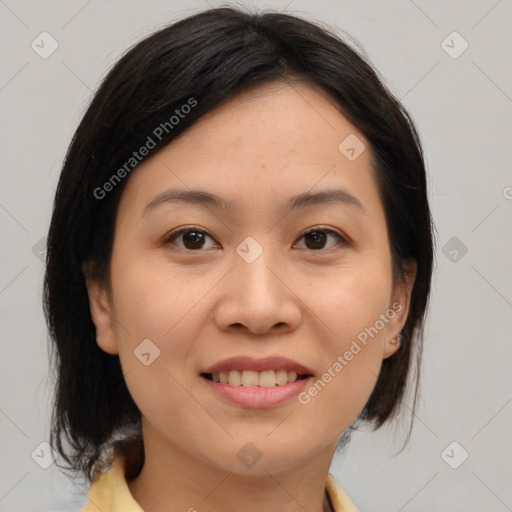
[198, 434, 318, 476]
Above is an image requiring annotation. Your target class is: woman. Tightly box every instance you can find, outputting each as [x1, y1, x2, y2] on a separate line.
[44, 6, 434, 512]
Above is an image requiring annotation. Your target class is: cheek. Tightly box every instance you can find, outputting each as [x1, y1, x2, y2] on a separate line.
[309, 258, 393, 344]
[291, 259, 392, 426]
[110, 254, 206, 342]
[108, 265, 202, 434]
[106, 261, 194, 417]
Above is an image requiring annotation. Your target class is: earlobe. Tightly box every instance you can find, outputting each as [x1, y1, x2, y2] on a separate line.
[83, 272, 119, 355]
[383, 331, 403, 359]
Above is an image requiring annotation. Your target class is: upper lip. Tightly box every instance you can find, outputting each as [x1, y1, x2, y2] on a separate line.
[201, 356, 314, 376]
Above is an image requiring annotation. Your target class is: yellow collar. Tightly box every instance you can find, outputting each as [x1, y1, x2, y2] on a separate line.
[80, 455, 358, 512]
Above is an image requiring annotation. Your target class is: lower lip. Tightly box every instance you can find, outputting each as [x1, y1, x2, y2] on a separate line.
[201, 375, 313, 408]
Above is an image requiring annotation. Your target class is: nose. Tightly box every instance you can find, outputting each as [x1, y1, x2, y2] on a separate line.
[213, 243, 302, 335]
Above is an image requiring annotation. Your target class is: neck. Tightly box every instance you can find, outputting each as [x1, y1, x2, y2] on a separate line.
[127, 430, 336, 512]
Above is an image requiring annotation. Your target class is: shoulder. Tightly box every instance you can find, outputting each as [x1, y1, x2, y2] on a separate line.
[79, 455, 143, 512]
[325, 473, 359, 512]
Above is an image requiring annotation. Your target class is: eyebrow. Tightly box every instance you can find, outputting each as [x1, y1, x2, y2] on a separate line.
[142, 186, 364, 218]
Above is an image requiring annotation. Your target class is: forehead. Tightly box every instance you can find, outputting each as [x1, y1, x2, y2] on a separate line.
[117, 80, 383, 224]
[181, 80, 357, 157]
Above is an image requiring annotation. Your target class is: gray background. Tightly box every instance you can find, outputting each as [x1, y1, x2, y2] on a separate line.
[1, 0, 511, 511]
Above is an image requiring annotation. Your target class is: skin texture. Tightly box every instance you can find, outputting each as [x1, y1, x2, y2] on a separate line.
[85, 80, 416, 512]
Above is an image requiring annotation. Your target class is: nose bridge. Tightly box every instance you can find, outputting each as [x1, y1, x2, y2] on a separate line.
[213, 235, 300, 333]
[232, 235, 282, 303]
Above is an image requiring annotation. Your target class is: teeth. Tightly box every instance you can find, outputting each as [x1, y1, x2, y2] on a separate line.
[212, 369, 305, 387]
[258, 370, 275, 388]
[241, 370, 259, 387]
[275, 369, 288, 385]
[228, 369, 242, 386]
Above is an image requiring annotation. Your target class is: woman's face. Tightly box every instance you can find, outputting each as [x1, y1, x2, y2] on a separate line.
[86, 80, 415, 475]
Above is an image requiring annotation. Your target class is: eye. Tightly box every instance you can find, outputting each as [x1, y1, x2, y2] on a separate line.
[294, 226, 347, 251]
[164, 226, 218, 251]
[164, 225, 347, 252]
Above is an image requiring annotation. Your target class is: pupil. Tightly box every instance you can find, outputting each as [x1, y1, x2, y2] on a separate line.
[306, 231, 326, 250]
[184, 231, 204, 249]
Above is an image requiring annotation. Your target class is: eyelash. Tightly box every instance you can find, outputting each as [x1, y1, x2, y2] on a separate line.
[164, 225, 348, 252]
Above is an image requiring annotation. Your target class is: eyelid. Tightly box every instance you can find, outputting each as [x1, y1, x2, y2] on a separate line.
[300, 225, 345, 238]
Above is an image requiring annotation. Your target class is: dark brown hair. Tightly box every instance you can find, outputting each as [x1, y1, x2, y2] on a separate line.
[44, 5, 435, 483]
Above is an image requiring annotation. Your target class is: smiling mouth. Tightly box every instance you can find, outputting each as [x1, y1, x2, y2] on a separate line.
[201, 369, 312, 388]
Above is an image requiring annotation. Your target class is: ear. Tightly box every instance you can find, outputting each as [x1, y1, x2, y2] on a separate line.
[82, 264, 119, 355]
[383, 259, 417, 359]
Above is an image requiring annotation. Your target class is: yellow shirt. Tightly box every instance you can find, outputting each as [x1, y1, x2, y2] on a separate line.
[79, 454, 359, 512]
